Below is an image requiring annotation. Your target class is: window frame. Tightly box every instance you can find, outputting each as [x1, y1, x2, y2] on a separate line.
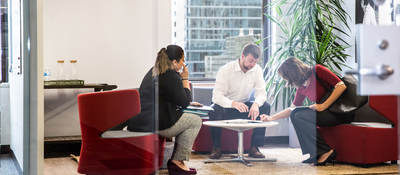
[186, 0, 272, 82]
[0, 0, 8, 83]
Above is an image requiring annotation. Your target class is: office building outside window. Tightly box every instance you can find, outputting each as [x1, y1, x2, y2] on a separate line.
[0, 0, 8, 82]
[172, 0, 263, 79]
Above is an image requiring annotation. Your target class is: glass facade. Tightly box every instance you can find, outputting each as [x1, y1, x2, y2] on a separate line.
[184, 0, 263, 78]
[0, 0, 8, 82]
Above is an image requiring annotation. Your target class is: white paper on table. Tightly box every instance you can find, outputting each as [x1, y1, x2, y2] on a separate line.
[187, 105, 214, 111]
[223, 119, 262, 124]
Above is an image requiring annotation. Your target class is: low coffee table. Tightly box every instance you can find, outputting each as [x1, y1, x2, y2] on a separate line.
[203, 119, 278, 166]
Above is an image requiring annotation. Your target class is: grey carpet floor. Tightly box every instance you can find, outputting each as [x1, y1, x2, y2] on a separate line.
[0, 154, 19, 175]
[158, 145, 399, 175]
[43, 145, 399, 175]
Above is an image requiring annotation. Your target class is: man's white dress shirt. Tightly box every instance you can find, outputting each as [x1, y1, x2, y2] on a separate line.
[212, 60, 267, 108]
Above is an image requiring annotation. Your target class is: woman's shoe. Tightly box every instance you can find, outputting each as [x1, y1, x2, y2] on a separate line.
[314, 150, 336, 166]
[189, 168, 197, 174]
[167, 159, 197, 175]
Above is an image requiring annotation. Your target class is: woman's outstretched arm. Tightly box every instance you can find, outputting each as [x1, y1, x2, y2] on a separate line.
[260, 104, 295, 121]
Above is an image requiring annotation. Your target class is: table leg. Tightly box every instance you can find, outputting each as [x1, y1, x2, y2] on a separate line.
[204, 131, 252, 166]
[204, 130, 277, 167]
[236, 131, 251, 166]
[204, 157, 251, 166]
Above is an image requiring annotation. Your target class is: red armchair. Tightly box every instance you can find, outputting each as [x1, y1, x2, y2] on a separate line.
[319, 96, 398, 165]
[77, 89, 165, 175]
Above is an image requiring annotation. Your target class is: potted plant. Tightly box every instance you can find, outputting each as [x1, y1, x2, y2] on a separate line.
[263, 0, 351, 110]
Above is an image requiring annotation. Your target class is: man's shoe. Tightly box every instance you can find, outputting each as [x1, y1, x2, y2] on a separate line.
[209, 148, 222, 159]
[249, 147, 265, 158]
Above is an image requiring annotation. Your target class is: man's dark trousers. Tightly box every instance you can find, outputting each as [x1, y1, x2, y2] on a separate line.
[208, 101, 271, 148]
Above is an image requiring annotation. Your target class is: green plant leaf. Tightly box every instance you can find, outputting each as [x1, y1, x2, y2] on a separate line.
[263, 0, 351, 109]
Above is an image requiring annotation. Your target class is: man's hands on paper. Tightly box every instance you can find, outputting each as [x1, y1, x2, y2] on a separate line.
[232, 101, 260, 120]
[232, 101, 249, 113]
[248, 103, 259, 120]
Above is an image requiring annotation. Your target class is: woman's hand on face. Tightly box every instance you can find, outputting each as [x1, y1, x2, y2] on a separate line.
[180, 64, 189, 79]
[309, 104, 326, 112]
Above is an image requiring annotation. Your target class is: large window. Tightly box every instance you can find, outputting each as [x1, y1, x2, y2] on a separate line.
[0, 0, 8, 83]
[172, 0, 268, 80]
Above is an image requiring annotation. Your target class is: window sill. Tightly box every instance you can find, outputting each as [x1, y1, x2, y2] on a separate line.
[0, 83, 9, 88]
[192, 82, 215, 88]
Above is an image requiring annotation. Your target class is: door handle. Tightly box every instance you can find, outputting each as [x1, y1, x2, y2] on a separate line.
[345, 64, 394, 80]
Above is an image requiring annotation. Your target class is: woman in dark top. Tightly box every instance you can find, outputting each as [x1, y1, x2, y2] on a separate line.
[261, 57, 352, 166]
[128, 45, 201, 175]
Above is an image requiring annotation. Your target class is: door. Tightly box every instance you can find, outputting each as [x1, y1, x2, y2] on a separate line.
[355, 0, 400, 164]
[8, 0, 41, 174]
[356, 25, 400, 95]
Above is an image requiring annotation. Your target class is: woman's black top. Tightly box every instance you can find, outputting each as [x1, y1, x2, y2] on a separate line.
[127, 68, 192, 132]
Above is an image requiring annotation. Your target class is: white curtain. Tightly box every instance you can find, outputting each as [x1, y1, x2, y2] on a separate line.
[363, 3, 377, 25]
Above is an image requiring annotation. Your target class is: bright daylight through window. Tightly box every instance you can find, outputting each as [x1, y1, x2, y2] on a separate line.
[172, 0, 265, 80]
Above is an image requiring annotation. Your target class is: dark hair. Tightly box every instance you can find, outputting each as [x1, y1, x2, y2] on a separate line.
[166, 45, 184, 62]
[278, 57, 312, 87]
[242, 43, 261, 59]
[152, 45, 184, 76]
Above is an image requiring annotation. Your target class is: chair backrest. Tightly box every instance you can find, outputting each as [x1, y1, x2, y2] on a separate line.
[369, 96, 398, 126]
[78, 89, 140, 136]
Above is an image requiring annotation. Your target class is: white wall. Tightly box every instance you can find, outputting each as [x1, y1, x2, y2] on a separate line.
[43, 0, 171, 89]
[42, 0, 172, 137]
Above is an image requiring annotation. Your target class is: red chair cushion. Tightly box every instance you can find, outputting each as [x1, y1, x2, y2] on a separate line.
[319, 124, 397, 164]
[319, 95, 398, 164]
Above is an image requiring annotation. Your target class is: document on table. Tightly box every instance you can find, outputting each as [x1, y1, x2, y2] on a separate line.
[187, 105, 214, 111]
[183, 109, 209, 116]
[223, 119, 263, 124]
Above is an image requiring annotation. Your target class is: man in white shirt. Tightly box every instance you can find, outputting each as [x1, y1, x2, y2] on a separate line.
[209, 43, 270, 159]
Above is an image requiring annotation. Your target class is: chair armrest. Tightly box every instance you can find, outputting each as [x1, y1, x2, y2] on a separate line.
[101, 130, 154, 138]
